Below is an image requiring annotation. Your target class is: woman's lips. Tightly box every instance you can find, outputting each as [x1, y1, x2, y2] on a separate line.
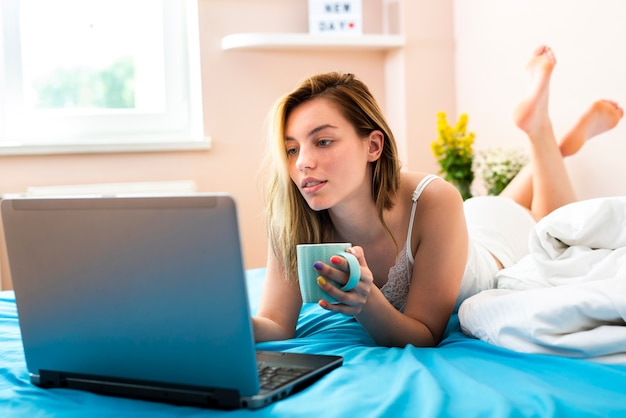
[301, 178, 327, 194]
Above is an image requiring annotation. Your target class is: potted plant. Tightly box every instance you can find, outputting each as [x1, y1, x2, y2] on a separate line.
[431, 112, 475, 200]
[474, 147, 528, 196]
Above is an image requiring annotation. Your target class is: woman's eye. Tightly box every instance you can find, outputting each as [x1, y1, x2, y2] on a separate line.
[286, 147, 298, 156]
[318, 139, 331, 147]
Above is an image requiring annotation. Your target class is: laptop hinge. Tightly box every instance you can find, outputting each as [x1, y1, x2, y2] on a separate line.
[37, 370, 241, 409]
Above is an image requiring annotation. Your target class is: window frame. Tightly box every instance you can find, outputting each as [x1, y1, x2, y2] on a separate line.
[0, 0, 208, 156]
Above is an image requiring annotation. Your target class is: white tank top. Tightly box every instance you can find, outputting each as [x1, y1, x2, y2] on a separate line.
[380, 175, 439, 311]
[379, 175, 500, 312]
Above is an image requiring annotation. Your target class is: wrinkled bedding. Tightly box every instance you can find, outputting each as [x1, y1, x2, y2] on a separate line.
[1, 267, 625, 417]
[460, 197, 626, 364]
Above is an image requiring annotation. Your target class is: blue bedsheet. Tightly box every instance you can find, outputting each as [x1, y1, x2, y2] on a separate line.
[1, 268, 626, 417]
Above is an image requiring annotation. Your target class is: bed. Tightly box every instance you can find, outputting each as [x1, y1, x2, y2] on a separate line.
[1, 264, 626, 417]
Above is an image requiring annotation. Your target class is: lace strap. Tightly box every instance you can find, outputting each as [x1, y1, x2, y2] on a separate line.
[412, 174, 440, 202]
[405, 175, 440, 264]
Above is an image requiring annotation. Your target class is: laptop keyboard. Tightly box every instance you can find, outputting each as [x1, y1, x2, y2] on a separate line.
[257, 363, 314, 391]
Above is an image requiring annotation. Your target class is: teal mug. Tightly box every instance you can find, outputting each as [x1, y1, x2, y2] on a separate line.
[296, 243, 360, 304]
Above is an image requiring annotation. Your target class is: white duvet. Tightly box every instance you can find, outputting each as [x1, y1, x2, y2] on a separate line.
[459, 196, 626, 364]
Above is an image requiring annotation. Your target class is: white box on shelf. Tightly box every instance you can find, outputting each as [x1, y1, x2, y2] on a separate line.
[308, 0, 362, 36]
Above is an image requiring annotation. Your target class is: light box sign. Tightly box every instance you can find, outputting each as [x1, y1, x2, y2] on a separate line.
[308, 0, 363, 36]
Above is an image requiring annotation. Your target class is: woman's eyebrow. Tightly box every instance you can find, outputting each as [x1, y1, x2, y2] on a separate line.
[307, 124, 337, 137]
[285, 124, 338, 142]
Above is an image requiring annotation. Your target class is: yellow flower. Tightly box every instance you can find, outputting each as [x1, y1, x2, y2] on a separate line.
[431, 112, 475, 200]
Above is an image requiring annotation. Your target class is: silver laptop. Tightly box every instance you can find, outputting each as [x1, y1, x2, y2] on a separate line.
[1, 193, 342, 409]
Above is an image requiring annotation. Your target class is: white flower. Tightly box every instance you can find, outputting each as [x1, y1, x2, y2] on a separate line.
[473, 147, 528, 196]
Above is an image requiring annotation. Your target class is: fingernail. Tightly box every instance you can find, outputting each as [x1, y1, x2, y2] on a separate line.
[317, 276, 327, 286]
[313, 262, 323, 270]
[330, 256, 341, 264]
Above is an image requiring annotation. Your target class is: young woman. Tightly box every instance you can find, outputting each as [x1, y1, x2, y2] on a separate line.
[252, 45, 623, 348]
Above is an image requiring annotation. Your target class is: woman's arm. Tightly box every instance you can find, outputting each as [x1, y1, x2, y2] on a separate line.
[315, 247, 443, 347]
[402, 179, 468, 343]
[252, 247, 303, 342]
[315, 179, 468, 347]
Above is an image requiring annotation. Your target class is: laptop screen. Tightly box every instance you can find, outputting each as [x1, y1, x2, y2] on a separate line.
[2, 194, 260, 397]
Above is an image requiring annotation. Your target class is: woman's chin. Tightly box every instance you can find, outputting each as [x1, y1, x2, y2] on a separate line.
[305, 198, 331, 212]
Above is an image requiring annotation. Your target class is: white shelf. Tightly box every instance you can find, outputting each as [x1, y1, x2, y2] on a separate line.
[221, 33, 405, 51]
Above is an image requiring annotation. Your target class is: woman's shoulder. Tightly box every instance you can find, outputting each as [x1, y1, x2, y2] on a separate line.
[396, 172, 465, 258]
[398, 172, 458, 202]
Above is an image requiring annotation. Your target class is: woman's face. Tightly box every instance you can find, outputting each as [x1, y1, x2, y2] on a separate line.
[284, 98, 380, 212]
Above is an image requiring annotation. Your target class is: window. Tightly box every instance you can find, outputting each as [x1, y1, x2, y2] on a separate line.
[0, 0, 207, 155]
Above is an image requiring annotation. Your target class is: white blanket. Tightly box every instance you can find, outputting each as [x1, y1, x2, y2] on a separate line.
[459, 197, 626, 364]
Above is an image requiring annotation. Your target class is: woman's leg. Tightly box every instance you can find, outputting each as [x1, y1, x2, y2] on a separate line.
[499, 46, 623, 220]
[558, 99, 623, 157]
[505, 45, 573, 220]
[501, 99, 624, 213]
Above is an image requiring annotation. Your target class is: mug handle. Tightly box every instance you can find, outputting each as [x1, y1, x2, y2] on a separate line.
[335, 251, 361, 291]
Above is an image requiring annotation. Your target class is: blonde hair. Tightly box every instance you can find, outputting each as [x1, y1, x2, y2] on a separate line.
[262, 72, 402, 280]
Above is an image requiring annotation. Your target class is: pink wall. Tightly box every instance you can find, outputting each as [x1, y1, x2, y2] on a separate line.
[454, 0, 626, 199]
[0, 0, 455, 289]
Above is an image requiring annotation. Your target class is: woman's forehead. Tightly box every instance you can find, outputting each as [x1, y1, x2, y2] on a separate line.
[285, 98, 349, 135]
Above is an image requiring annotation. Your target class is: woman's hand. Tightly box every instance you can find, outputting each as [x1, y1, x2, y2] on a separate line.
[313, 246, 374, 315]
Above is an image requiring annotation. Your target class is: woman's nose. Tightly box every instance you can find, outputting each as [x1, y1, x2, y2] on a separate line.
[295, 146, 314, 171]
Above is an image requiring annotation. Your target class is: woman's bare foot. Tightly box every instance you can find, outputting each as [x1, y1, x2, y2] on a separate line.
[513, 45, 557, 138]
[559, 100, 624, 156]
